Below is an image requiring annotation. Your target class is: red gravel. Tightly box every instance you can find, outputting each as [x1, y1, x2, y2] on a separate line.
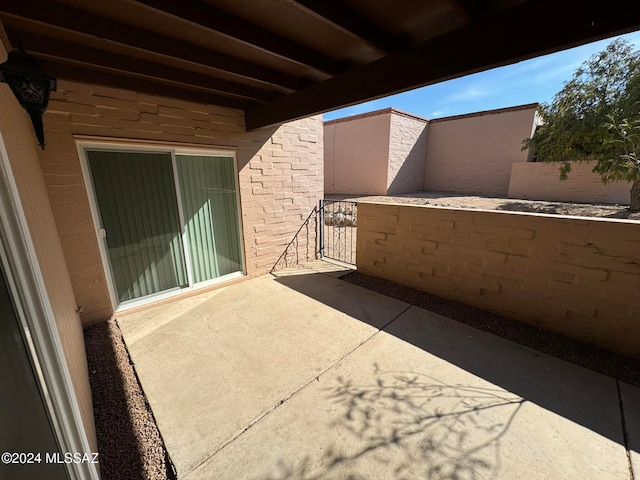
[84, 319, 176, 480]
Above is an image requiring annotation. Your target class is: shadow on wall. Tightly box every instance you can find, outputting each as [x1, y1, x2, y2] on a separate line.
[236, 125, 279, 172]
[387, 126, 429, 196]
[262, 366, 524, 480]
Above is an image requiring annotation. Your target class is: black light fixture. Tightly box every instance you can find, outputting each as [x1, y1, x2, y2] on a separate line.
[0, 50, 57, 149]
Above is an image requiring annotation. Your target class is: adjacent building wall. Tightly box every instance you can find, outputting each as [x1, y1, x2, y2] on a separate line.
[509, 161, 631, 205]
[424, 104, 538, 195]
[357, 201, 640, 358]
[0, 85, 97, 451]
[40, 80, 323, 324]
[387, 111, 428, 195]
[324, 110, 390, 195]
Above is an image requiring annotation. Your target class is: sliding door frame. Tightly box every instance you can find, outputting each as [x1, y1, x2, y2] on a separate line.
[77, 140, 246, 312]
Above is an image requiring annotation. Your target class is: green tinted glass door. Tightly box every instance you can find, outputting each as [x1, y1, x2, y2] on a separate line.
[176, 155, 242, 283]
[0, 264, 68, 480]
[87, 150, 188, 303]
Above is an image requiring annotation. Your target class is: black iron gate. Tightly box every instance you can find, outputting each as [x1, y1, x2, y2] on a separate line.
[319, 199, 357, 265]
[271, 199, 357, 273]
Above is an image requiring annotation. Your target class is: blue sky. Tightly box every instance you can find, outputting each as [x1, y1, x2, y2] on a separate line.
[323, 30, 640, 122]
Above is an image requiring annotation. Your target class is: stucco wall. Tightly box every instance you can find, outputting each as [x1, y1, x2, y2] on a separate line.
[324, 111, 390, 195]
[387, 112, 428, 195]
[508, 161, 631, 205]
[357, 201, 640, 358]
[40, 80, 322, 324]
[425, 105, 537, 195]
[0, 85, 97, 451]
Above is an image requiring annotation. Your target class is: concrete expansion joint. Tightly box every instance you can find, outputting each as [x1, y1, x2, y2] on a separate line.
[617, 380, 635, 480]
[184, 302, 413, 479]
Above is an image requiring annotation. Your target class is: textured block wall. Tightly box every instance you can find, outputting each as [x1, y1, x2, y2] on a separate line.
[508, 161, 631, 205]
[40, 80, 322, 324]
[425, 106, 537, 195]
[387, 111, 428, 195]
[324, 111, 390, 195]
[357, 201, 640, 358]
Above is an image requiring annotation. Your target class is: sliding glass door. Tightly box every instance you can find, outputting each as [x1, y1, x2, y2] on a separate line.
[176, 155, 242, 284]
[86, 148, 243, 306]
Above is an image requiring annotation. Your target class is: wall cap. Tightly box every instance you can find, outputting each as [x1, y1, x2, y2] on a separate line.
[429, 103, 539, 124]
[356, 200, 640, 224]
[324, 103, 539, 127]
[324, 107, 429, 126]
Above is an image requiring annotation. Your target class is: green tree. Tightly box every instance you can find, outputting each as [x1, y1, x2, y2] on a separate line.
[525, 39, 640, 211]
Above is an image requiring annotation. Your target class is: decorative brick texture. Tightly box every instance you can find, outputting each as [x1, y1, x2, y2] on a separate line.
[508, 161, 631, 205]
[357, 201, 640, 358]
[39, 80, 323, 324]
[424, 105, 537, 195]
[387, 112, 428, 195]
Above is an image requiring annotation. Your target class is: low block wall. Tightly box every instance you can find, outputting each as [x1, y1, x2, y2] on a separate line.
[509, 161, 631, 205]
[356, 202, 640, 358]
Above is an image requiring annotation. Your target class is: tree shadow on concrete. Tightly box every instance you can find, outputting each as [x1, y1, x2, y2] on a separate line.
[262, 366, 524, 480]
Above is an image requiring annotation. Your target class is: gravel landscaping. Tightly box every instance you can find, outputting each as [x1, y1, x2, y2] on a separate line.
[84, 319, 176, 480]
[326, 191, 640, 220]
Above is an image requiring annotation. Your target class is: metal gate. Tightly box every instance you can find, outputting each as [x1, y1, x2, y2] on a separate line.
[319, 199, 357, 265]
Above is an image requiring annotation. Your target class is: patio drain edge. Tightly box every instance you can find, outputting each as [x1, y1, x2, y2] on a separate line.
[184, 303, 413, 479]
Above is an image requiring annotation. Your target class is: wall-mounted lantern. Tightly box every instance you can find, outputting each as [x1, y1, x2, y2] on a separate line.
[0, 50, 56, 149]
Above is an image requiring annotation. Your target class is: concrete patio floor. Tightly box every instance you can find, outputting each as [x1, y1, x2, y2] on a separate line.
[117, 262, 639, 479]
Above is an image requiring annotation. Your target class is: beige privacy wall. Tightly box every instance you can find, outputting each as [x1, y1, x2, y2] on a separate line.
[324, 110, 390, 195]
[0, 85, 96, 451]
[509, 161, 631, 205]
[40, 80, 322, 324]
[324, 108, 428, 195]
[387, 111, 428, 194]
[357, 202, 640, 358]
[424, 104, 537, 195]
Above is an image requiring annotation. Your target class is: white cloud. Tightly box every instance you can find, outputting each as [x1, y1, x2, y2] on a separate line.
[446, 87, 492, 103]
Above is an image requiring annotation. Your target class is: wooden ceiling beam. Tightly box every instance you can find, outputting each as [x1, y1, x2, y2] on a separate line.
[13, 30, 276, 102]
[43, 62, 250, 110]
[0, 0, 301, 90]
[246, 0, 640, 129]
[450, 0, 490, 23]
[133, 0, 342, 75]
[290, 0, 401, 54]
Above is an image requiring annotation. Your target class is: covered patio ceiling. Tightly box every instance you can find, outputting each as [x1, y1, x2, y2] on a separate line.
[1, 0, 640, 130]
